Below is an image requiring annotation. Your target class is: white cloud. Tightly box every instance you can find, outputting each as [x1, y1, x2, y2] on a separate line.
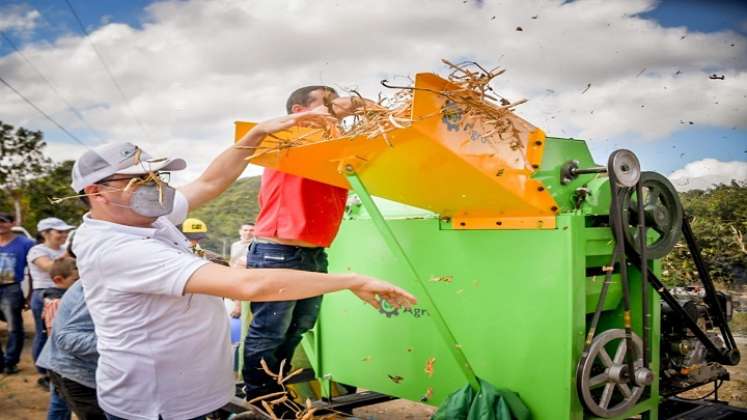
[669, 159, 747, 191]
[0, 5, 40, 34]
[0, 0, 745, 183]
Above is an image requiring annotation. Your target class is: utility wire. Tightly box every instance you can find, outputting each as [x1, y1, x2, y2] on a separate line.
[0, 30, 103, 143]
[63, 0, 151, 141]
[0, 75, 89, 148]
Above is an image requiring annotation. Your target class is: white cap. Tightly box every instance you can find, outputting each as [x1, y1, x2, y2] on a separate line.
[37, 217, 75, 232]
[71, 142, 186, 192]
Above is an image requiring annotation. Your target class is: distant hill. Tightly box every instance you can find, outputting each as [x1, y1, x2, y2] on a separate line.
[189, 176, 261, 255]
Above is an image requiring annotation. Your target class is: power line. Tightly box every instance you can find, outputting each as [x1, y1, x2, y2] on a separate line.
[0, 30, 104, 143]
[0, 75, 89, 148]
[63, 0, 151, 141]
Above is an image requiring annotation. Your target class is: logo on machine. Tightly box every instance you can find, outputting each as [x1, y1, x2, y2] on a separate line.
[441, 99, 464, 131]
[378, 299, 430, 319]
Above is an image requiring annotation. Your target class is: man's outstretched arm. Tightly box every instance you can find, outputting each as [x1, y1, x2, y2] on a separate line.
[184, 263, 416, 310]
[178, 108, 334, 211]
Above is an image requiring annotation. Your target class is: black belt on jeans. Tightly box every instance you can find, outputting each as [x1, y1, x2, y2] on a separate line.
[252, 240, 323, 252]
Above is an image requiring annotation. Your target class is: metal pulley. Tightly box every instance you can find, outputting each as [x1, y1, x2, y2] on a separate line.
[577, 329, 652, 418]
[619, 172, 683, 259]
[560, 149, 640, 187]
[608, 149, 641, 188]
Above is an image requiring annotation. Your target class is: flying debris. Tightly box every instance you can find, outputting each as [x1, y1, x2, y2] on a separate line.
[581, 83, 591, 94]
[531, 15, 539, 19]
[516, 26, 524, 31]
[709, 74, 725, 80]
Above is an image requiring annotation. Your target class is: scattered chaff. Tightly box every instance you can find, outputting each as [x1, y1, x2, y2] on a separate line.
[430, 275, 454, 283]
[425, 357, 436, 378]
[243, 59, 530, 162]
[388, 374, 405, 384]
[420, 387, 434, 402]
[246, 359, 344, 419]
[248, 391, 287, 405]
[260, 358, 279, 380]
[279, 368, 304, 385]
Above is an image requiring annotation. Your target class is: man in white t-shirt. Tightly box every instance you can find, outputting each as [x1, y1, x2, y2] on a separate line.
[228, 223, 254, 318]
[229, 223, 254, 269]
[70, 109, 415, 420]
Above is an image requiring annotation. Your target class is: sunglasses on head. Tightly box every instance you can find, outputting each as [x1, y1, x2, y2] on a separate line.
[0, 215, 14, 223]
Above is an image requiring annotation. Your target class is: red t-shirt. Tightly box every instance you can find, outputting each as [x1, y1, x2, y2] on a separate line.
[253, 169, 348, 248]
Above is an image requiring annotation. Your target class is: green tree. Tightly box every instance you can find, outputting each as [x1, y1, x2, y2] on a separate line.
[189, 176, 261, 255]
[0, 121, 51, 224]
[22, 160, 86, 234]
[662, 182, 747, 288]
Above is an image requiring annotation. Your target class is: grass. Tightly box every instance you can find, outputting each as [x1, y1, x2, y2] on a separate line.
[729, 311, 747, 335]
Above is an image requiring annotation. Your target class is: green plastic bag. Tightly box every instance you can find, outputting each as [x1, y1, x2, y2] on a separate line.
[432, 378, 531, 420]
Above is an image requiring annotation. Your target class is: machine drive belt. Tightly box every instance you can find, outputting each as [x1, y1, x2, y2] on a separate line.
[608, 159, 640, 386]
[681, 216, 738, 354]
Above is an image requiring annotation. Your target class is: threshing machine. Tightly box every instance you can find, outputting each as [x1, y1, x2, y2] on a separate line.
[233, 72, 742, 419]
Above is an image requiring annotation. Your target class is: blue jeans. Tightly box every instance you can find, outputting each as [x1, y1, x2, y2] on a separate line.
[0, 283, 25, 367]
[242, 242, 327, 397]
[47, 383, 71, 420]
[31, 288, 49, 374]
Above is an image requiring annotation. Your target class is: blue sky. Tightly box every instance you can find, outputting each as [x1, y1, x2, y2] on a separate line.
[642, 0, 747, 35]
[0, 0, 745, 189]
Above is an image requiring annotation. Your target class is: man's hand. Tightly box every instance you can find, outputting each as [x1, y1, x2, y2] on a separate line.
[179, 107, 336, 211]
[329, 96, 385, 119]
[230, 300, 241, 319]
[251, 106, 336, 135]
[349, 275, 417, 310]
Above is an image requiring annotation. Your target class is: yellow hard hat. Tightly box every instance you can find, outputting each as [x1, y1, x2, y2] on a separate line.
[181, 218, 207, 240]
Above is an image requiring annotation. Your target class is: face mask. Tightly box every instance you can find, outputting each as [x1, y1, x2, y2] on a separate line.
[127, 182, 176, 218]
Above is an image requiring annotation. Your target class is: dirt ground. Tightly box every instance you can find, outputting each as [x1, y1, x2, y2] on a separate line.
[0, 313, 744, 420]
[0, 311, 50, 420]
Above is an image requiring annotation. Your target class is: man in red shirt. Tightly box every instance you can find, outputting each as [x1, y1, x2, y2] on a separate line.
[243, 86, 361, 400]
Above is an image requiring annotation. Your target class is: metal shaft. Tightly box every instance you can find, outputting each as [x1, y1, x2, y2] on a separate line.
[572, 166, 607, 175]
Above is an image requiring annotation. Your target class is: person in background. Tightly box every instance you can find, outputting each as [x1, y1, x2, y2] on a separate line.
[228, 223, 255, 319]
[37, 256, 105, 420]
[0, 211, 34, 374]
[180, 218, 229, 266]
[179, 217, 209, 249]
[27, 217, 75, 389]
[230, 223, 255, 268]
[36, 257, 79, 420]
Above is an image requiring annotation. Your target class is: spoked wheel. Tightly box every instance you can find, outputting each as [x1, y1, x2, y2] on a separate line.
[619, 171, 682, 259]
[577, 329, 652, 418]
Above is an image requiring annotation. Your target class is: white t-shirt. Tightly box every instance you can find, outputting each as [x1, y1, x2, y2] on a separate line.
[27, 244, 66, 289]
[73, 191, 233, 420]
[229, 240, 252, 267]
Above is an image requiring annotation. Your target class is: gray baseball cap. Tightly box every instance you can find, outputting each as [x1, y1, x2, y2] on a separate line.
[71, 142, 186, 192]
[37, 217, 75, 232]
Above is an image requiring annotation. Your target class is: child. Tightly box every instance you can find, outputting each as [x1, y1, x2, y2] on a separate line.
[42, 257, 79, 333]
[37, 256, 78, 420]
